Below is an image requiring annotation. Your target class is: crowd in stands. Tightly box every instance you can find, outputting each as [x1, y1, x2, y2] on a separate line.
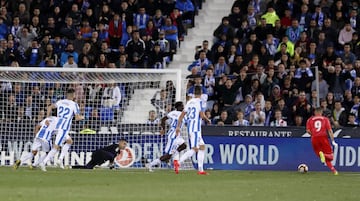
[185, 0, 360, 128]
[0, 0, 199, 128]
[0, 0, 201, 68]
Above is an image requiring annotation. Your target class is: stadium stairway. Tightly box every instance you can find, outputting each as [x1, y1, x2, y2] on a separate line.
[122, 88, 159, 123]
[170, 0, 232, 76]
[122, 0, 232, 123]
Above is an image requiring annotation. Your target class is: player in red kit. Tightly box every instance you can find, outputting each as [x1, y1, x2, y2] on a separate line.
[306, 107, 338, 175]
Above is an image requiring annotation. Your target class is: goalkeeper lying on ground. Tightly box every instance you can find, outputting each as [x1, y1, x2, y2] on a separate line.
[72, 139, 127, 169]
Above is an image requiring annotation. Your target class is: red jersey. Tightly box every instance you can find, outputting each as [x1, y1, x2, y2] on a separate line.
[306, 115, 332, 137]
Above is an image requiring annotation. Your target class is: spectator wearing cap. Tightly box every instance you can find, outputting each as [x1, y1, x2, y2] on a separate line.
[338, 22, 356, 46]
[294, 59, 314, 96]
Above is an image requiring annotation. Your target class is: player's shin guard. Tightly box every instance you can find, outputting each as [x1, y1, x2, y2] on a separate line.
[59, 143, 71, 161]
[197, 150, 205, 172]
[179, 149, 195, 164]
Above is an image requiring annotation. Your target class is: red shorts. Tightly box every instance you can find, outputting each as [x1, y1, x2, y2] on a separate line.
[311, 136, 333, 156]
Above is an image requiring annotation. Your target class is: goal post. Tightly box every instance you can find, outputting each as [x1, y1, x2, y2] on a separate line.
[0, 67, 193, 169]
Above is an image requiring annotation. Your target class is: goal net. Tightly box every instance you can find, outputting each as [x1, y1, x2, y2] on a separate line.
[0, 67, 193, 170]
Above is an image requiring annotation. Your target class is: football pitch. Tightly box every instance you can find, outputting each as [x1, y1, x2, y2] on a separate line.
[1, 167, 359, 201]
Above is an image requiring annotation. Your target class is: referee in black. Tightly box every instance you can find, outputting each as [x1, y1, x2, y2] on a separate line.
[72, 139, 127, 169]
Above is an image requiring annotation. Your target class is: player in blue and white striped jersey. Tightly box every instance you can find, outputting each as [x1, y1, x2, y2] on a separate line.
[147, 102, 187, 172]
[40, 88, 84, 171]
[14, 116, 60, 169]
[174, 86, 211, 175]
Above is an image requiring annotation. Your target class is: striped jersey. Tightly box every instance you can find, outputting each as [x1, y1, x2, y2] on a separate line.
[167, 110, 182, 136]
[35, 116, 59, 142]
[184, 98, 205, 133]
[55, 99, 80, 130]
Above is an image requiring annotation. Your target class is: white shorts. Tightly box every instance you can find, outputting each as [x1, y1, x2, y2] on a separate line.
[54, 129, 71, 146]
[164, 135, 185, 155]
[189, 131, 205, 148]
[31, 138, 51, 152]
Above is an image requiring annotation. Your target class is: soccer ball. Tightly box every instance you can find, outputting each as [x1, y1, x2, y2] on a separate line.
[298, 163, 309, 173]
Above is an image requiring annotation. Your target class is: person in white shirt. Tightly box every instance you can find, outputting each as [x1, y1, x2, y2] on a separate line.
[62, 55, 78, 68]
[102, 82, 121, 109]
[233, 110, 249, 126]
[270, 109, 287, 127]
[249, 101, 265, 126]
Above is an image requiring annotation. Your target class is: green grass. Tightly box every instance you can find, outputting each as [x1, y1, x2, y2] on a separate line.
[1, 167, 360, 201]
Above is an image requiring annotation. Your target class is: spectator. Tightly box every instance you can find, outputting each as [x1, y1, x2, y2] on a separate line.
[228, 6, 242, 29]
[101, 82, 121, 110]
[17, 26, 37, 51]
[233, 110, 249, 126]
[251, 64, 267, 85]
[331, 100, 347, 127]
[194, 40, 212, 60]
[213, 17, 235, 43]
[62, 55, 78, 68]
[311, 71, 328, 100]
[270, 109, 287, 127]
[60, 17, 77, 41]
[175, 0, 195, 27]
[25, 40, 42, 66]
[249, 101, 265, 126]
[263, 100, 273, 126]
[115, 53, 131, 68]
[322, 18, 338, 46]
[215, 110, 232, 126]
[108, 13, 123, 49]
[292, 90, 312, 126]
[216, 75, 242, 113]
[14, 3, 30, 25]
[339, 43, 357, 65]
[346, 113, 358, 127]
[95, 53, 109, 68]
[296, 4, 311, 31]
[126, 30, 146, 67]
[161, 17, 178, 55]
[133, 6, 150, 30]
[338, 22, 356, 46]
[293, 59, 314, 96]
[260, 4, 279, 27]
[188, 50, 212, 76]
[307, 20, 321, 43]
[246, 5, 257, 30]
[332, 10, 346, 33]
[349, 9, 360, 32]
[147, 43, 171, 69]
[213, 56, 230, 77]
[146, 110, 160, 125]
[60, 43, 79, 67]
[325, 62, 353, 101]
[150, 89, 171, 118]
[286, 18, 303, 44]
